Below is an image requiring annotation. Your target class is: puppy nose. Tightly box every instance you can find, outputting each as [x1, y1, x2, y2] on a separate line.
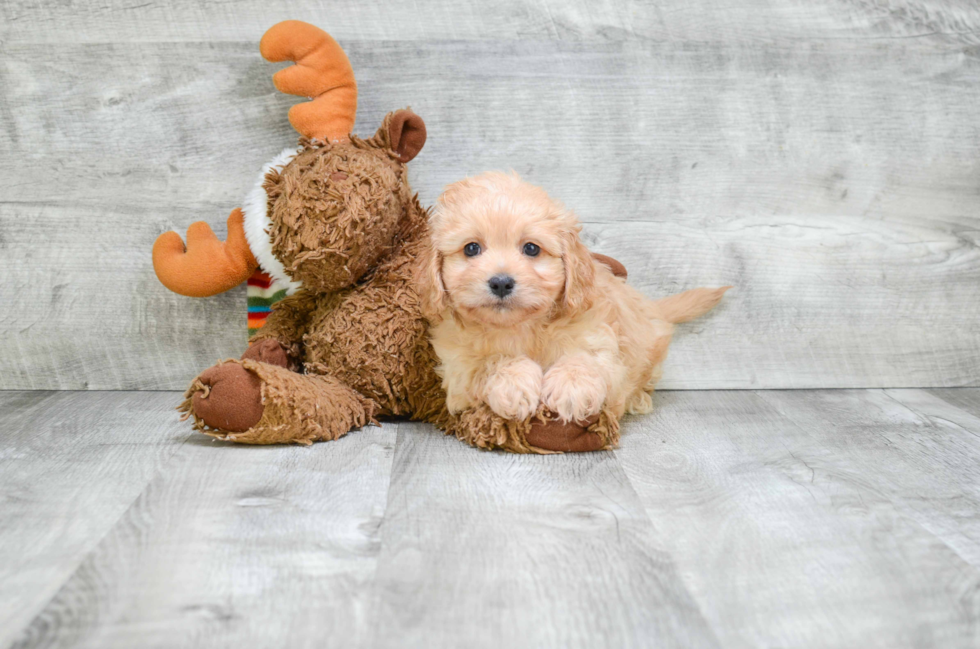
[488, 274, 515, 298]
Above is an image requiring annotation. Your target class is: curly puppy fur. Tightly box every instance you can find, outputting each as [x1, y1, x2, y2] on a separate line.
[182, 112, 624, 453]
[419, 171, 729, 425]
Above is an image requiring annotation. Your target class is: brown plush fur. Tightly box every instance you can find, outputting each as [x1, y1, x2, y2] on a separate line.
[182, 359, 376, 445]
[182, 111, 614, 452]
[266, 135, 406, 293]
[152, 20, 622, 453]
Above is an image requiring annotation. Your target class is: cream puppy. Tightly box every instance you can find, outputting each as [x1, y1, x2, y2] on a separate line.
[419, 171, 727, 425]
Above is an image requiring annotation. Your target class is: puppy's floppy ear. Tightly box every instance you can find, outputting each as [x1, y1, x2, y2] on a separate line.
[416, 239, 447, 319]
[560, 223, 597, 317]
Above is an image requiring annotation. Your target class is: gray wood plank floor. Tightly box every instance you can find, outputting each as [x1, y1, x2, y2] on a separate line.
[3, 388, 980, 648]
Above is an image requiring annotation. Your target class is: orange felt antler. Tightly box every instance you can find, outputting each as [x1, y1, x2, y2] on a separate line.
[152, 208, 259, 297]
[260, 20, 358, 142]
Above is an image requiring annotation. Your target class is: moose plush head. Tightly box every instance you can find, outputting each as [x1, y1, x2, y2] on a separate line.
[152, 20, 427, 298]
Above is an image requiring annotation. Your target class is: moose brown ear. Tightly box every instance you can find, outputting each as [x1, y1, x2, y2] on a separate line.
[389, 109, 426, 163]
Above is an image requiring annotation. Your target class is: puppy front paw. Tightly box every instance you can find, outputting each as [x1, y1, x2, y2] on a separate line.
[541, 361, 607, 423]
[484, 358, 543, 421]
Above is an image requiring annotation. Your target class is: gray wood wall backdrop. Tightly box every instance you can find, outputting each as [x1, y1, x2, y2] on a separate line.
[1, 0, 979, 391]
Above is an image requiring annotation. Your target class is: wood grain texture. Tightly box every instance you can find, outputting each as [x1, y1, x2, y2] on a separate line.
[366, 423, 718, 649]
[928, 387, 980, 420]
[2, 0, 978, 44]
[865, 388, 980, 567]
[0, 203, 247, 390]
[10, 416, 396, 649]
[0, 391, 188, 648]
[616, 389, 980, 648]
[2, 1, 979, 390]
[592, 215, 980, 389]
[760, 388, 980, 571]
[5, 389, 980, 646]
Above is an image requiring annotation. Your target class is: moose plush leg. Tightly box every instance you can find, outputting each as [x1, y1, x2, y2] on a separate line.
[525, 408, 620, 453]
[180, 359, 375, 445]
[445, 405, 620, 454]
[445, 404, 535, 454]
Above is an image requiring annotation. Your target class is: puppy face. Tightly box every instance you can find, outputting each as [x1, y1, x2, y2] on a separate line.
[421, 172, 595, 327]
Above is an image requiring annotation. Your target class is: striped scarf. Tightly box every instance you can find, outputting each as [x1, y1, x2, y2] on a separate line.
[246, 270, 288, 337]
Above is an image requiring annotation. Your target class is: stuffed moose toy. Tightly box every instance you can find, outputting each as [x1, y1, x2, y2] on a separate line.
[152, 20, 629, 453]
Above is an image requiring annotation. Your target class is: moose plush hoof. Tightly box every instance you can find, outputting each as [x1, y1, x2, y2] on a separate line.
[191, 363, 264, 432]
[241, 338, 293, 369]
[526, 414, 604, 453]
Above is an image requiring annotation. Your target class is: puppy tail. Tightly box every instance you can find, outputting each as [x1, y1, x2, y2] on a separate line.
[653, 286, 731, 324]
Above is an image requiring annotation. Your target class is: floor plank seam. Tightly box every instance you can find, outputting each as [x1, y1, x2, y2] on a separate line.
[7, 432, 198, 649]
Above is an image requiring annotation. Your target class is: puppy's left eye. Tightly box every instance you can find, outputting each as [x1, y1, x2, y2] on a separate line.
[464, 242, 482, 257]
[522, 242, 540, 257]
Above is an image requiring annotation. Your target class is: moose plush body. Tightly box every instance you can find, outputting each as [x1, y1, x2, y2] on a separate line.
[153, 21, 628, 452]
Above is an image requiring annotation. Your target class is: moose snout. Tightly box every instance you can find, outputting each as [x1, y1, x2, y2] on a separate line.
[488, 274, 515, 298]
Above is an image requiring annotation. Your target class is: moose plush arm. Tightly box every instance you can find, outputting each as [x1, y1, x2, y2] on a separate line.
[243, 290, 319, 369]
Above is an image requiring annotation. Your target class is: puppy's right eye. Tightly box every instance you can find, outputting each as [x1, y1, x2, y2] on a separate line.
[463, 242, 482, 257]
